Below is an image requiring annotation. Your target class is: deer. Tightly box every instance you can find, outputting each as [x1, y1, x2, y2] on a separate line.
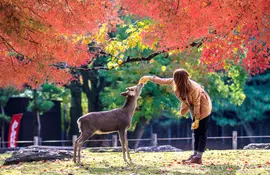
[73, 83, 144, 165]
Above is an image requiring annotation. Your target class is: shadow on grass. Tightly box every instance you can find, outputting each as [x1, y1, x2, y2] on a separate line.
[79, 163, 164, 175]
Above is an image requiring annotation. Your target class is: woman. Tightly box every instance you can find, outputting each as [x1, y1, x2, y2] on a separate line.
[139, 68, 212, 164]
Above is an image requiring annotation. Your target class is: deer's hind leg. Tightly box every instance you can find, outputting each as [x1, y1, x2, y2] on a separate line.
[77, 131, 95, 165]
[73, 134, 83, 163]
[119, 130, 128, 163]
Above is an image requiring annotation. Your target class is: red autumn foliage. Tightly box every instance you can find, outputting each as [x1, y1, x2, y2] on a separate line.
[0, 0, 269, 88]
[121, 0, 269, 74]
[0, 0, 120, 88]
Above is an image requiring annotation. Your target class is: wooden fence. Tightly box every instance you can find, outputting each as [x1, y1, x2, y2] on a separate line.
[1, 131, 270, 150]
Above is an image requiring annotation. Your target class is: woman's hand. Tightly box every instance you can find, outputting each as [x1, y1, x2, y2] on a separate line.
[139, 76, 152, 84]
[191, 119, 200, 130]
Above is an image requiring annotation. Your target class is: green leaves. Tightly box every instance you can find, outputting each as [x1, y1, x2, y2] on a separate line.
[0, 114, 10, 123]
[0, 86, 19, 107]
[27, 99, 54, 114]
[26, 83, 63, 114]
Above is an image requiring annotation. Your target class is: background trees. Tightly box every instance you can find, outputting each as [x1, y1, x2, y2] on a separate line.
[0, 86, 18, 147]
[0, 1, 269, 146]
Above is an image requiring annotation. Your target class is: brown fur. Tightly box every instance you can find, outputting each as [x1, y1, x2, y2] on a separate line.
[73, 83, 144, 164]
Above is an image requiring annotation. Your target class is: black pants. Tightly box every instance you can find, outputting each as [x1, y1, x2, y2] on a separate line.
[193, 116, 209, 153]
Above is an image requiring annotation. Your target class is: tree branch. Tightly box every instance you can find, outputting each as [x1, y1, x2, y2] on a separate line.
[78, 50, 168, 71]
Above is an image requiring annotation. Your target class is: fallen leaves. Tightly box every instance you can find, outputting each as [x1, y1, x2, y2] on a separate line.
[0, 150, 269, 175]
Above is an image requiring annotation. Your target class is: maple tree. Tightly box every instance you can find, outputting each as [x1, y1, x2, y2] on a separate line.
[0, 0, 120, 88]
[121, 0, 269, 73]
[0, 0, 269, 88]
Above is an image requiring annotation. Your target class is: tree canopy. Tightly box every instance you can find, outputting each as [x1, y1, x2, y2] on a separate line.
[0, 0, 269, 88]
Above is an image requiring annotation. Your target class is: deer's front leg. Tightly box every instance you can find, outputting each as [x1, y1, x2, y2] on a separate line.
[124, 130, 133, 164]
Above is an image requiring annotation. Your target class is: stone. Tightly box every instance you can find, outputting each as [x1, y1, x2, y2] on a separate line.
[3, 146, 73, 165]
[243, 143, 270, 150]
[135, 145, 182, 152]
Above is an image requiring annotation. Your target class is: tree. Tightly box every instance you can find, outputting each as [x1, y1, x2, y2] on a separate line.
[1, 1, 268, 88]
[27, 83, 63, 140]
[122, 0, 269, 74]
[0, 86, 18, 147]
[0, 0, 120, 88]
[212, 70, 270, 141]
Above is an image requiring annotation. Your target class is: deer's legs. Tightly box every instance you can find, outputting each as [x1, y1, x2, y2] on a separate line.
[77, 132, 94, 165]
[119, 130, 128, 163]
[73, 134, 83, 163]
[124, 130, 132, 163]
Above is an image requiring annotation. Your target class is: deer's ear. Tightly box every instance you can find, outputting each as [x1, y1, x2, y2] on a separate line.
[121, 91, 128, 96]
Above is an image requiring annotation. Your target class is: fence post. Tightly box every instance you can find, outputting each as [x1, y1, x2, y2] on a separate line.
[72, 135, 77, 147]
[112, 135, 118, 148]
[191, 132, 195, 150]
[151, 133, 158, 147]
[232, 131, 237, 150]
[34, 136, 39, 146]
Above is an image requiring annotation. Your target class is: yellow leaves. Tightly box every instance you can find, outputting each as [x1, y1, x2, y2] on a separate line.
[72, 34, 93, 44]
[73, 34, 83, 42]
[93, 23, 109, 44]
[168, 50, 180, 56]
[107, 62, 117, 70]
[82, 37, 91, 44]
[149, 59, 154, 64]
[125, 28, 136, 34]
[237, 25, 241, 32]
[105, 41, 127, 57]
[161, 66, 166, 72]
[127, 39, 137, 48]
[119, 54, 124, 59]
[117, 60, 123, 65]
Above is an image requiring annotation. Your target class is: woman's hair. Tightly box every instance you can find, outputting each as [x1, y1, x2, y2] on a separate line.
[173, 68, 191, 100]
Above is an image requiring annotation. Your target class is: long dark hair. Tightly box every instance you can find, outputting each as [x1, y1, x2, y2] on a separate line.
[173, 68, 191, 100]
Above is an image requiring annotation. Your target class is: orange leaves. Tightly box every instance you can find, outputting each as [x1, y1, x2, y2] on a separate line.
[0, 0, 122, 88]
[121, 0, 270, 74]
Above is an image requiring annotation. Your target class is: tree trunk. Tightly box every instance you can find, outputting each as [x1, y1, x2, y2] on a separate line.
[69, 80, 82, 139]
[1, 122, 4, 148]
[242, 122, 256, 143]
[81, 69, 103, 112]
[1, 105, 5, 115]
[1, 105, 5, 147]
[81, 69, 109, 147]
[37, 111, 41, 142]
[134, 118, 148, 149]
[33, 89, 38, 137]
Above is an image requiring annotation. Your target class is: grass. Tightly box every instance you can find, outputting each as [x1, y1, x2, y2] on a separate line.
[0, 149, 270, 175]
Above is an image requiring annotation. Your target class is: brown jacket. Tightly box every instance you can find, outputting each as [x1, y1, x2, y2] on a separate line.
[150, 76, 212, 120]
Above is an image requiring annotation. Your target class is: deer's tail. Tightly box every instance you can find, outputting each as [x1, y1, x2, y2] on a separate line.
[77, 118, 82, 133]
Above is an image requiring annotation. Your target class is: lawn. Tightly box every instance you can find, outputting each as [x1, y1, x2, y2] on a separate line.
[0, 149, 269, 175]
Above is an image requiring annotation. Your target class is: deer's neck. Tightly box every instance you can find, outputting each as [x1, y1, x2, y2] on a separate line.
[123, 96, 137, 115]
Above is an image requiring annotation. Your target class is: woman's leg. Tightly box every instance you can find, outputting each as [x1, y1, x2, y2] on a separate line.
[194, 129, 200, 154]
[183, 120, 199, 163]
[189, 116, 210, 164]
[197, 116, 209, 155]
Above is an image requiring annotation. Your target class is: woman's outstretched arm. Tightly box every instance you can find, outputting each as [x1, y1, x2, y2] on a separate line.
[139, 76, 173, 85]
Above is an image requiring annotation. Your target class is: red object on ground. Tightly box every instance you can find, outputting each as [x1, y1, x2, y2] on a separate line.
[8, 113, 23, 148]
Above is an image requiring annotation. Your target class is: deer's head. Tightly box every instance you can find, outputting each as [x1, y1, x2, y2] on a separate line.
[121, 83, 144, 98]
